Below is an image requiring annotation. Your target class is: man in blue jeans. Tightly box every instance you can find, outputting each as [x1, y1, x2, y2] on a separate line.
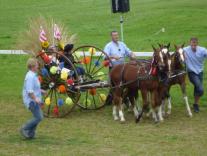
[184, 37, 207, 113]
[20, 58, 44, 139]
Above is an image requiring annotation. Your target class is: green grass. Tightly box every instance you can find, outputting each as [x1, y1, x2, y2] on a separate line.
[1, 0, 207, 155]
[1, 55, 207, 156]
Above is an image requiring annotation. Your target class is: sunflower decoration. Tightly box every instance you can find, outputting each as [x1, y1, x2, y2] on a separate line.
[41, 41, 50, 49]
[58, 42, 64, 51]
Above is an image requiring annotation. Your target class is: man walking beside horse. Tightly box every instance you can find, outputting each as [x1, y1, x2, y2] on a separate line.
[184, 37, 207, 113]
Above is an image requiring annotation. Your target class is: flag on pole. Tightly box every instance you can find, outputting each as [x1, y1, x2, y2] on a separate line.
[54, 24, 61, 40]
[39, 26, 47, 42]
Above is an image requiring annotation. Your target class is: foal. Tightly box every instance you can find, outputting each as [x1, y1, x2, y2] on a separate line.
[162, 44, 192, 117]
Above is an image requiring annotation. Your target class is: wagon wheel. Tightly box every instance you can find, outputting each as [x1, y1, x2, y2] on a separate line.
[72, 45, 111, 110]
[36, 51, 80, 118]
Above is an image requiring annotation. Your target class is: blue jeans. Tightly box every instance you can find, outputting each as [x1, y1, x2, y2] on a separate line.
[188, 72, 204, 97]
[22, 101, 43, 138]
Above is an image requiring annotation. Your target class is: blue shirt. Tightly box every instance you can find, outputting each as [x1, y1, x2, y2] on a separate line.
[104, 41, 132, 66]
[184, 46, 207, 74]
[22, 70, 42, 108]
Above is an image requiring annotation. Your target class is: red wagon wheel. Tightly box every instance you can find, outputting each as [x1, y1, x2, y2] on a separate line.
[36, 51, 80, 118]
[71, 45, 111, 110]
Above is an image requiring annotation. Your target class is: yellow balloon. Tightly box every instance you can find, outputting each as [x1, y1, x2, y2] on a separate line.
[61, 72, 68, 80]
[99, 94, 106, 102]
[65, 97, 73, 105]
[89, 47, 96, 55]
[45, 97, 51, 106]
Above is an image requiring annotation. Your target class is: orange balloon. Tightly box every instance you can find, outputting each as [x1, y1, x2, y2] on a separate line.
[58, 85, 66, 93]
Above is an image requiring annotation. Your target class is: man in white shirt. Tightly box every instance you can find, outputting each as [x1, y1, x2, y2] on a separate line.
[104, 30, 135, 69]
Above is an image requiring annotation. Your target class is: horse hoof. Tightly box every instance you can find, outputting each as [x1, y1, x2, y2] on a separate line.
[127, 109, 133, 112]
[167, 111, 171, 115]
[188, 113, 193, 118]
[154, 120, 159, 124]
[114, 117, 119, 121]
[159, 119, 164, 122]
[135, 115, 142, 123]
[120, 119, 126, 123]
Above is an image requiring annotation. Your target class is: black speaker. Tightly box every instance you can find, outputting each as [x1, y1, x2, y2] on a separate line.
[111, 0, 130, 13]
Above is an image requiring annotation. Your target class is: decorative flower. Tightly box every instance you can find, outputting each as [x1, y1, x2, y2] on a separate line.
[83, 99, 91, 106]
[58, 42, 64, 50]
[97, 72, 104, 80]
[45, 97, 51, 106]
[61, 71, 68, 80]
[57, 98, 64, 107]
[53, 106, 59, 116]
[89, 47, 96, 55]
[41, 68, 49, 77]
[67, 79, 74, 85]
[94, 60, 100, 67]
[99, 94, 106, 102]
[43, 54, 51, 64]
[76, 66, 85, 75]
[82, 57, 91, 64]
[89, 88, 96, 95]
[41, 41, 49, 49]
[65, 97, 73, 105]
[50, 66, 58, 74]
[102, 60, 110, 67]
[58, 85, 66, 93]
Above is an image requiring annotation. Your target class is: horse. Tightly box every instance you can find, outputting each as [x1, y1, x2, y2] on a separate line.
[109, 46, 170, 123]
[161, 44, 193, 117]
[136, 46, 171, 123]
[143, 43, 171, 118]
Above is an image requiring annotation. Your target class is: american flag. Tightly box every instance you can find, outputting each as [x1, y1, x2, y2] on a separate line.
[54, 24, 61, 40]
[39, 26, 47, 42]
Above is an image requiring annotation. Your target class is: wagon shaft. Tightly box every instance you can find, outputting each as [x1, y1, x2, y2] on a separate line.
[74, 81, 110, 90]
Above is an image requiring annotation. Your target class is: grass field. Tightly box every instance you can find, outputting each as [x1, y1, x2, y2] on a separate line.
[1, 0, 207, 155]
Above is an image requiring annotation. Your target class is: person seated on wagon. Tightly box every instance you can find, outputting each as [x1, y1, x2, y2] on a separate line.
[59, 44, 75, 68]
[104, 30, 136, 70]
[184, 37, 207, 113]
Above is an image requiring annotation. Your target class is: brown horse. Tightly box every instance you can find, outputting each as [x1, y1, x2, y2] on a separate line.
[110, 47, 170, 123]
[161, 44, 192, 117]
